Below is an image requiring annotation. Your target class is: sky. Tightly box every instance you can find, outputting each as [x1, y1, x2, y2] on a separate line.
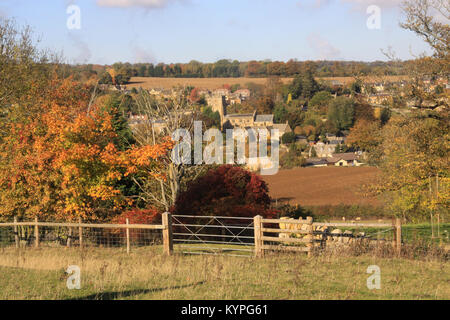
[0, 0, 435, 65]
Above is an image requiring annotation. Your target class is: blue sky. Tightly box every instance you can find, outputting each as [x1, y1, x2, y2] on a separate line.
[0, 0, 432, 65]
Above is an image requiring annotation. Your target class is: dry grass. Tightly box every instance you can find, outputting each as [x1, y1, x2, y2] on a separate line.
[262, 167, 381, 206]
[127, 77, 292, 90]
[0, 246, 448, 300]
[126, 76, 408, 90]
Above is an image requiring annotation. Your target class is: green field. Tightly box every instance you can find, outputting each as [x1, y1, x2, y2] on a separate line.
[341, 223, 450, 244]
[0, 246, 448, 300]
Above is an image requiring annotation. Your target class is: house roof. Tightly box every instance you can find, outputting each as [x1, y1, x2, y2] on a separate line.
[327, 153, 359, 163]
[225, 113, 254, 119]
[235, 89, 250, 95]
[255, 114, 274, 122]
[272, 123, 290, 132]
[306, 158, 328, 165]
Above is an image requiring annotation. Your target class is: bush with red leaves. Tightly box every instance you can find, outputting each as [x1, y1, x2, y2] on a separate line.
[111, 207, 161, 245]
[113, 207, 161, 225]
[173, 165, 277, 219]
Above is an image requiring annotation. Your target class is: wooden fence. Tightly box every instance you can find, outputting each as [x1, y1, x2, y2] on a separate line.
[0, 213, 173, 255]
[253, 216, 402, 257]
[0, 214, 402, 257]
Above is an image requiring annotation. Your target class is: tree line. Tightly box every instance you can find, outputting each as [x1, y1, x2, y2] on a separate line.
[62, 59, 410, 85]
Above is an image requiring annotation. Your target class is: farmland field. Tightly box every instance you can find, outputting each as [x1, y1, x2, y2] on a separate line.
[127, 77, 292, 90]
[0, 247, 448, 300]
[262, 167, 381, 207]
[126, 76, 408, 90]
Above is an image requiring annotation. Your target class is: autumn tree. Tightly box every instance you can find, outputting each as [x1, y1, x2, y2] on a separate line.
[0, 78, 171, 221]
[0, 18, 56, 124]
[346, 119, 381, 155]
[373, 113, 449, 222]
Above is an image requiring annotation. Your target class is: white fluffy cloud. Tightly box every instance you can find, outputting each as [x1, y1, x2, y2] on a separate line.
[96, 0, 181, 8]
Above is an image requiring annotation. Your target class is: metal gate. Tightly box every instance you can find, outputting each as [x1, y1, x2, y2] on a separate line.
[171, 215, 255, 257]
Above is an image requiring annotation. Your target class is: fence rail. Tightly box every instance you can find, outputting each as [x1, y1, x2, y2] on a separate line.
[0, 214, 404, 257]
[254, 216, 315, 257]
[171, 215, 255, 257]
[253, 216, 402, 257]
[0, 213, 172, 255]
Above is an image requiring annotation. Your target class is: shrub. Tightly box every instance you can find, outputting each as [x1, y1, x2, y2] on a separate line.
[111, 208, 161, 245]
[173, 165, 277, 219]
[281, 131, 296, 144]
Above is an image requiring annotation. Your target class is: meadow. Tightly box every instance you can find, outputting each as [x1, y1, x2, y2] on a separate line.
[0, 245, 448, 300]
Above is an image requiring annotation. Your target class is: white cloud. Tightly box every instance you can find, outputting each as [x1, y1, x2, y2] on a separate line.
[96, 0, 182, 8]
[307, 33, 341, 60]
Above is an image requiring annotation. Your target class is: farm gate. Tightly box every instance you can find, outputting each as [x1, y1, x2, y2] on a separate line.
[171, 215, 255, 257]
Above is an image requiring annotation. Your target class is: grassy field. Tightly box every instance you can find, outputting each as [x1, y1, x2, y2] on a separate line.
[262, 167, 381, 207]
[0, 246, 448, 300]
[126, 76, 408, 90]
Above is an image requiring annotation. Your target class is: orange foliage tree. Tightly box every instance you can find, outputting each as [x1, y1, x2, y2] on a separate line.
[0, 78, 172, 221]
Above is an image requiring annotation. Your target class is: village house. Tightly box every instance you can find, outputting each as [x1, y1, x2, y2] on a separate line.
[373, 82, 385, 93]
[305, 158, 328, 167]
[223, 112, 256, 129]
[313, 142, 336, 158]
[128, 115, 168, 135]
[213, 88, 231, 97]
[305, 153, 363, 167]
[367, 93, 393, 106]
[229, 96, 242, 105]
[326, 153, 363, 167]
[254, 114, 274, 127]
[325, 133, 345, 144]
[233, 89, 251, 100]
[272, 122, 292, 136]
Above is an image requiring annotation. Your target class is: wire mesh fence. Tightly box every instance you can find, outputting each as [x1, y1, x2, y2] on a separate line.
[0, 219, 164, 251]
[1, 215, 446, 259]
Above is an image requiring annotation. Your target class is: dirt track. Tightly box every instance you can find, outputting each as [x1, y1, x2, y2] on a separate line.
[262, 167, 381, 206]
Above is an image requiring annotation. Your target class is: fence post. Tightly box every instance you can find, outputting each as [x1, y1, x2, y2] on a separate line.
[253, 215, 263, 257]
[34, 217, 39, 248]
[78, 217, 83, 249]
[162, 212, 173, 256]
[67, 226, 72, 248]
[126, 218, 130, 254]
[395, 218, 402, 255]
[306, 216, 313, 257]
[14, 216, 19, 248]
